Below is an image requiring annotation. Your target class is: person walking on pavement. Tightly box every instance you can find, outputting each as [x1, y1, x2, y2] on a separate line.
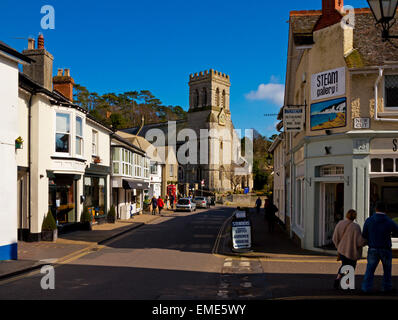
[255, 197, 262, 214]
[332, 209, 367, 289]
[157, 197, 165, 215]
[151, 196, 158, 215]
[170, 194, 175, 210]
[361, 202, 398, 294]
[264, 198, 278, 233]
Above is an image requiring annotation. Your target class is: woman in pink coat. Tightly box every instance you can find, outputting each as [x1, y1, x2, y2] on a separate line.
[333, 209, 366, 289]
[332, 209, 367, 289]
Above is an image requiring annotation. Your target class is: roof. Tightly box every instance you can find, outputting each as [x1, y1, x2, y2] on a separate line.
[116, 131, 162, 162]
[0, 41, 33, 64]
[289, 8, 398, 67]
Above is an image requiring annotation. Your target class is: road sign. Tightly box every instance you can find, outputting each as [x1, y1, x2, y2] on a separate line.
[284, 107, 304, 132]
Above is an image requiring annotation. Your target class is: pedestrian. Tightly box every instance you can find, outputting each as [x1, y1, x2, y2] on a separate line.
[170, 194, 175, 210]
[255, 197, 262, 214]
[151, 196, 158, 215]
[207, 196, 211, 208]
[264, 198, 278, 233]
[332, 209, 367, 289]
[361, 201, 398, 294]
[157, 197, 165, 215]
[165, 195, 170, 210]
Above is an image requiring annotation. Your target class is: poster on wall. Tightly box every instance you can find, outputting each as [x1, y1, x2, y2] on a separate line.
[311, 67, 345, 101]
[310, 97, 347, 131]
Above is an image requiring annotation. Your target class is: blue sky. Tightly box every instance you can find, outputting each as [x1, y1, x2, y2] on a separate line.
[1, 0, 369, 137]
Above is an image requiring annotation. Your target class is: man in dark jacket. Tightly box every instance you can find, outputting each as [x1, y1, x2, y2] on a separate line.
[264, 198, 278, 233]
[255, 197, 262, 214]
[361, 202, 398, 294]
[151, 196, 158, 215]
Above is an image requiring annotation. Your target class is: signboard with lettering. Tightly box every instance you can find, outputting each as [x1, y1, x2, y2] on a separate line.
[284, 107, 304, 132]
[354, 118, 370, 129]
[370, 138, 398, 154]
[232, 221, 251, 250]
[311, 67, 345, 102]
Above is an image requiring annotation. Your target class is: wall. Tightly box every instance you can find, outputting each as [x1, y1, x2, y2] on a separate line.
[0, 54, 19, 259]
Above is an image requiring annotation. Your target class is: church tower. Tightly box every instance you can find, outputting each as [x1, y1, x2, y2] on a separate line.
[183, 69, 236, 192]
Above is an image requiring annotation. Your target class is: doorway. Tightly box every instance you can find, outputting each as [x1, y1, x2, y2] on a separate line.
[319, 183, 344, 248]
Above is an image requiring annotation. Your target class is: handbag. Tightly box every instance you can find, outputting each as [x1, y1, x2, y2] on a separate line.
[336, 221, 352, 261]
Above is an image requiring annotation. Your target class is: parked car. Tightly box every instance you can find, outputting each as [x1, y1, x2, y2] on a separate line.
[194, 196, 210, 208]
[176, 198, 197, 212]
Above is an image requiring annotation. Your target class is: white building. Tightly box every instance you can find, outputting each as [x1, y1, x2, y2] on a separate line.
[17, 36, 112, 241]
[111, 134, 150, 220]
[0, 41, 32, 260]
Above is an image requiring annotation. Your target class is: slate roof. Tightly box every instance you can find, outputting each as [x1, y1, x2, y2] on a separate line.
[290, 8, 398, 67]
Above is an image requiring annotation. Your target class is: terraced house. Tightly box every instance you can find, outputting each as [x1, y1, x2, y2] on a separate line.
[280, 0, 398, 252]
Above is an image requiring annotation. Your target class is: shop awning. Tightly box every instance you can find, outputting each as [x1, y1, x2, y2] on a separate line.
[122, 179, 150, 190]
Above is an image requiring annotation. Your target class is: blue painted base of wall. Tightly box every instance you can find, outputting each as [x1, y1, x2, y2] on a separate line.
[0, 243, 18, 261]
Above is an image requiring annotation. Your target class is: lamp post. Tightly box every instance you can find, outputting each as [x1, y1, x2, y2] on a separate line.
[367, 0, 398, 40]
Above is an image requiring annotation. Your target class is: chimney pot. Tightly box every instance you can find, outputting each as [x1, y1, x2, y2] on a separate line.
[28, 38, 35, 50]
[64, 69, 70, 77]
[37, 34, 44, 49]
[57, 68, 63, 76]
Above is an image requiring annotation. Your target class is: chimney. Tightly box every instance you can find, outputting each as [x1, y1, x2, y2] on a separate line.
[314, 0, 344, 31]
[22, 34, 54, 91]
[53, 69, 75, 102]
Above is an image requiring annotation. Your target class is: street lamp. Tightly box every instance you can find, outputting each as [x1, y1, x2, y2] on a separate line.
[367, 0, 398, 40]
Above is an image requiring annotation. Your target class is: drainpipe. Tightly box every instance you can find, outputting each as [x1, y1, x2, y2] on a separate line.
[374, 68, 398, 122]
[27, 90, 35, 238]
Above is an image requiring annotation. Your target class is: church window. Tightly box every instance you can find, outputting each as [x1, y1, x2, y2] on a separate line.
[194, 89, 199, 107]
[222, 90, 226, 108]
[216, 88, 220, 106]
[202, 88, 207, 107]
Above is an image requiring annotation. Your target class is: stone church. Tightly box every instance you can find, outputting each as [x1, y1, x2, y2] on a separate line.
[124, 69, 253, 194]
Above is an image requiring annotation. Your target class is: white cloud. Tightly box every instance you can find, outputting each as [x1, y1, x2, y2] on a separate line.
[245, 82, 285, 106]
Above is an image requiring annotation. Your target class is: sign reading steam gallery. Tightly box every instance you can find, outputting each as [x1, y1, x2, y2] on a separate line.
[311, 67, 345, 101]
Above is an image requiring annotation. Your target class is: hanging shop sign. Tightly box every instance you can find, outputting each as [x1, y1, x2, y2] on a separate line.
[311, 67, 345, 101]
[284, 107, 304, 132]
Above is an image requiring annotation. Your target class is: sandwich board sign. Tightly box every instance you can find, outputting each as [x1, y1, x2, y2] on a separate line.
[231, 211, 251, 250]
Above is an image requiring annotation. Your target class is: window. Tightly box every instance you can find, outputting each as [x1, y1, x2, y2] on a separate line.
[135, 154, 142, 177]
[144, 158, 150, 179]
[216, 88, 220, 106]
[56, 113, 70, 153]
[92, 130, 98, 156]
[202, 88, 207, 107]
[150, 163, 158, 175]
[385, 75, 398, 108]
[370, 157, 398, 173]
[76, 117, 83, 156]
[112, 148, 120, 175]
[169, 164, 174, 178]
[222, 90, 226, 108]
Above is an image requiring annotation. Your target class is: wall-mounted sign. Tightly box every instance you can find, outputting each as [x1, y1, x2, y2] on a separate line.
[310, 97, 347, 131]
[284, 107, 304, 132]
[311, 67, 345, 101]
[370, 138, 398, 154]
[354, 118, 370, 129]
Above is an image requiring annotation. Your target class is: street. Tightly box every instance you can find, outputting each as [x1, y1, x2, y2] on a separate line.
[1, 206, 398, 300]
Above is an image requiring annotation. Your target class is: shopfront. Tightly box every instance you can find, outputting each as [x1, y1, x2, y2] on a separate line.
[48, 173, 80, 225]
[84, 164, 110, 223]
[369, 137, 398, 248]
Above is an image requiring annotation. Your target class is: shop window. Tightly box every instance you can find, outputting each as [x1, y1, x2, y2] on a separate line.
[76, 117, 83, 156]
[55, 113, 70, 153]
[384, 158, 394, 172]
[84, 176, 106, 218]
[385, 75, 398, 108]
[48, 175, 76, 224]
[371, 159, 382, 172]
[320, 165, 344, 177]
[395, 159, 398, 172]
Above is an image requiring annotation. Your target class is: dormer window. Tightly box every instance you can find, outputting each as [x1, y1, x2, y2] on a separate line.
[385, 75, 398, 109]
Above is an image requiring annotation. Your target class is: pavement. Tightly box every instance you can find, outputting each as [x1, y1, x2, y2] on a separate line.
[214, 207, 333, 259]
[0, 211, 168, 280]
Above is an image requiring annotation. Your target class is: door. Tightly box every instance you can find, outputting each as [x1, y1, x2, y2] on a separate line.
[320, 183, 344, 247]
